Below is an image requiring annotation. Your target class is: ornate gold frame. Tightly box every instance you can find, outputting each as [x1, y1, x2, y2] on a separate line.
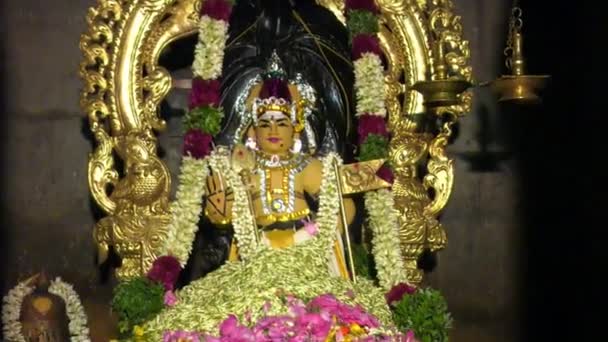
[79, 0, 471, 282]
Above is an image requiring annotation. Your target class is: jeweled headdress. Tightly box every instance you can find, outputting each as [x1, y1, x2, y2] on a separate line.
[245, 52, 307, 133]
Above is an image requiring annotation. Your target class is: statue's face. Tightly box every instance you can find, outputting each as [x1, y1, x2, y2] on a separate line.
[255, 111, 294, 155]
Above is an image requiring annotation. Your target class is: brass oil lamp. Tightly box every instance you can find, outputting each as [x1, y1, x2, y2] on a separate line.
[484, 3, 550, 103]
[412, 36, 472, 108]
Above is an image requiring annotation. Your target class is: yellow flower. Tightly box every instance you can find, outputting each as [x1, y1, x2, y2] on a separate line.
[349, 323, 366, 336]
[324, 327, 337, 342]
[133, 325, 145, 337]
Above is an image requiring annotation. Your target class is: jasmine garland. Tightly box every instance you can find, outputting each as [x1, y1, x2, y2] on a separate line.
[161, 156, 209, 265]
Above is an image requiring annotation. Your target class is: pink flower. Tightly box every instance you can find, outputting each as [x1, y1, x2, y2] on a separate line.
[357, 114, 389, 145]
[218, 315, 256, 341]
[307, 294, 341, 312]
[163, 330, 201, 342]
[385, 282, 417, 306]
[335, 304, 379, 328]
[164, 290, 178, 307]
[219, 315, 238, 336]
[200, 0, 233, 22]
[345, 0, 379, 14]
[189, 78, 221, 109]
[294, 312, 332, 339]
[301, 218, 319, 236]
[345, 289, 356, 299]
[287, 296, 307, 317]
[376, 165, 394, 184]
[183, 129, 213, 159]
[147, 255, 182, 291]
[352, 34, 383, 61]
[405, 330, 420, 342]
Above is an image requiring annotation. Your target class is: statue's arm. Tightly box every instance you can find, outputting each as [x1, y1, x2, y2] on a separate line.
[204, 171, 234, 225]
[303, 158, 356, 229]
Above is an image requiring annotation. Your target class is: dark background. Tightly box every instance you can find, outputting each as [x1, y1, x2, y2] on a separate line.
[0, 0, 605, 341]
[514, 1, 607, 341]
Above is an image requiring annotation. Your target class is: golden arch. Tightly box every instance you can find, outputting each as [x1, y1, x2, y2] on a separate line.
[79, 0, 471, 281]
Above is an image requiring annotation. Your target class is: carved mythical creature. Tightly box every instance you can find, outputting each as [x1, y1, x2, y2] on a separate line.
[94, 131, 171, 278]
[389, 119, 446, 284]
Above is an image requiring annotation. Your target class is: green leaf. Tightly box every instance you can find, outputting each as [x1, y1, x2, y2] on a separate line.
[391, 287, 452, 342]
[347, 10, 379, 37]
[357, 134, 388, 161]
[184, 105, 224, 135]
[111, 277, 165, 337]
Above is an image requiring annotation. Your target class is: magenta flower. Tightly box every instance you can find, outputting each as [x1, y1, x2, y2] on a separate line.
[163, 330, 201, 342]
[307, 294, 341, 312]
[294, 312, 332, 339]
[385, 282, 417, 306]
[352, 34, 383, 61]
[405, 330, 420, 342]
[357, 114, 389, 145]
[345, 0, 379, 14]
[189, 78, 221, 109]
[218, 315, 257, 341]
[147, 255, 182, 291]
[183, 129, 213, 159]
[164, 290, 178, 307]
[200, 0, 233, 22]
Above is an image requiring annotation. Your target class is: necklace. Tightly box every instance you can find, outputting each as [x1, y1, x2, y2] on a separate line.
[255, 152, 310, 220]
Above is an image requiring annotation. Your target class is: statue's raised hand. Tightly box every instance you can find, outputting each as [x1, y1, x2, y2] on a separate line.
[204, 171, 234, 225]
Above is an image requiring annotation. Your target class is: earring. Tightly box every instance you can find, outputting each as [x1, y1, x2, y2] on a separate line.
[291, 137, 302, 153]
[245, 137, 258, 151]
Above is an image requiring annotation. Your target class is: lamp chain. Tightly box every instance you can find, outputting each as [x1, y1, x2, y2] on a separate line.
[504, 0, 523, 71]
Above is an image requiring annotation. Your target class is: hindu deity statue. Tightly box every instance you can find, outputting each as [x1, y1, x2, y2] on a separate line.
[201, 55, 356, 279]
[139, 51, 402, 338]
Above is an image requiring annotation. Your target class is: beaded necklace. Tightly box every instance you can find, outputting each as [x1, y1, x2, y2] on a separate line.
[255, 152, 310, 222]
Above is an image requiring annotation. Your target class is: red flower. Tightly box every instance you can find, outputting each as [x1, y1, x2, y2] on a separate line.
[376, 165, 394, 184]
[345, 0, 379, 14]
[357, 114, 389, 145]
[352, 34, 383, 61]
[200, 0, 233, 22]
[385, 282, 417, 306]
[147, 255, 182, 291]
[189, 78, 221, 109]
[183, 129, 213, 159]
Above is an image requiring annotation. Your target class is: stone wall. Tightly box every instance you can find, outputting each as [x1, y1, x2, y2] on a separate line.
[0, 0, 528, 340]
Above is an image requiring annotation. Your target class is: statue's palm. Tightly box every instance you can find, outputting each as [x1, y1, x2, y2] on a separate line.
[205, 172, 234, 223]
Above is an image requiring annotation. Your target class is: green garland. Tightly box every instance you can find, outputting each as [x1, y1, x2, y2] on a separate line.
[358, 134, 389, 161]
[112, 278, 165, 335]
[392, 287, 453, 342]
[346, 10, 379, 36]
[183, 105, 224, 135]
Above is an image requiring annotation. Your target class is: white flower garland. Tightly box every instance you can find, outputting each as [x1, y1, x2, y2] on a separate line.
[208, 152, 258, 260]
[161, 156, 209, 265]
[192, 16, 229, 80]
[353, 53, 387, 117]
[48, 278, 91, 341]
[365, 189, 409, 290]
[2, 281, 33, 342]
[316, 153, 342, 257]
[2, 278, 91, 342]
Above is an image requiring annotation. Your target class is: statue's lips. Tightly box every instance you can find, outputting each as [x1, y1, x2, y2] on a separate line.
[266, 137, 281, 143]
